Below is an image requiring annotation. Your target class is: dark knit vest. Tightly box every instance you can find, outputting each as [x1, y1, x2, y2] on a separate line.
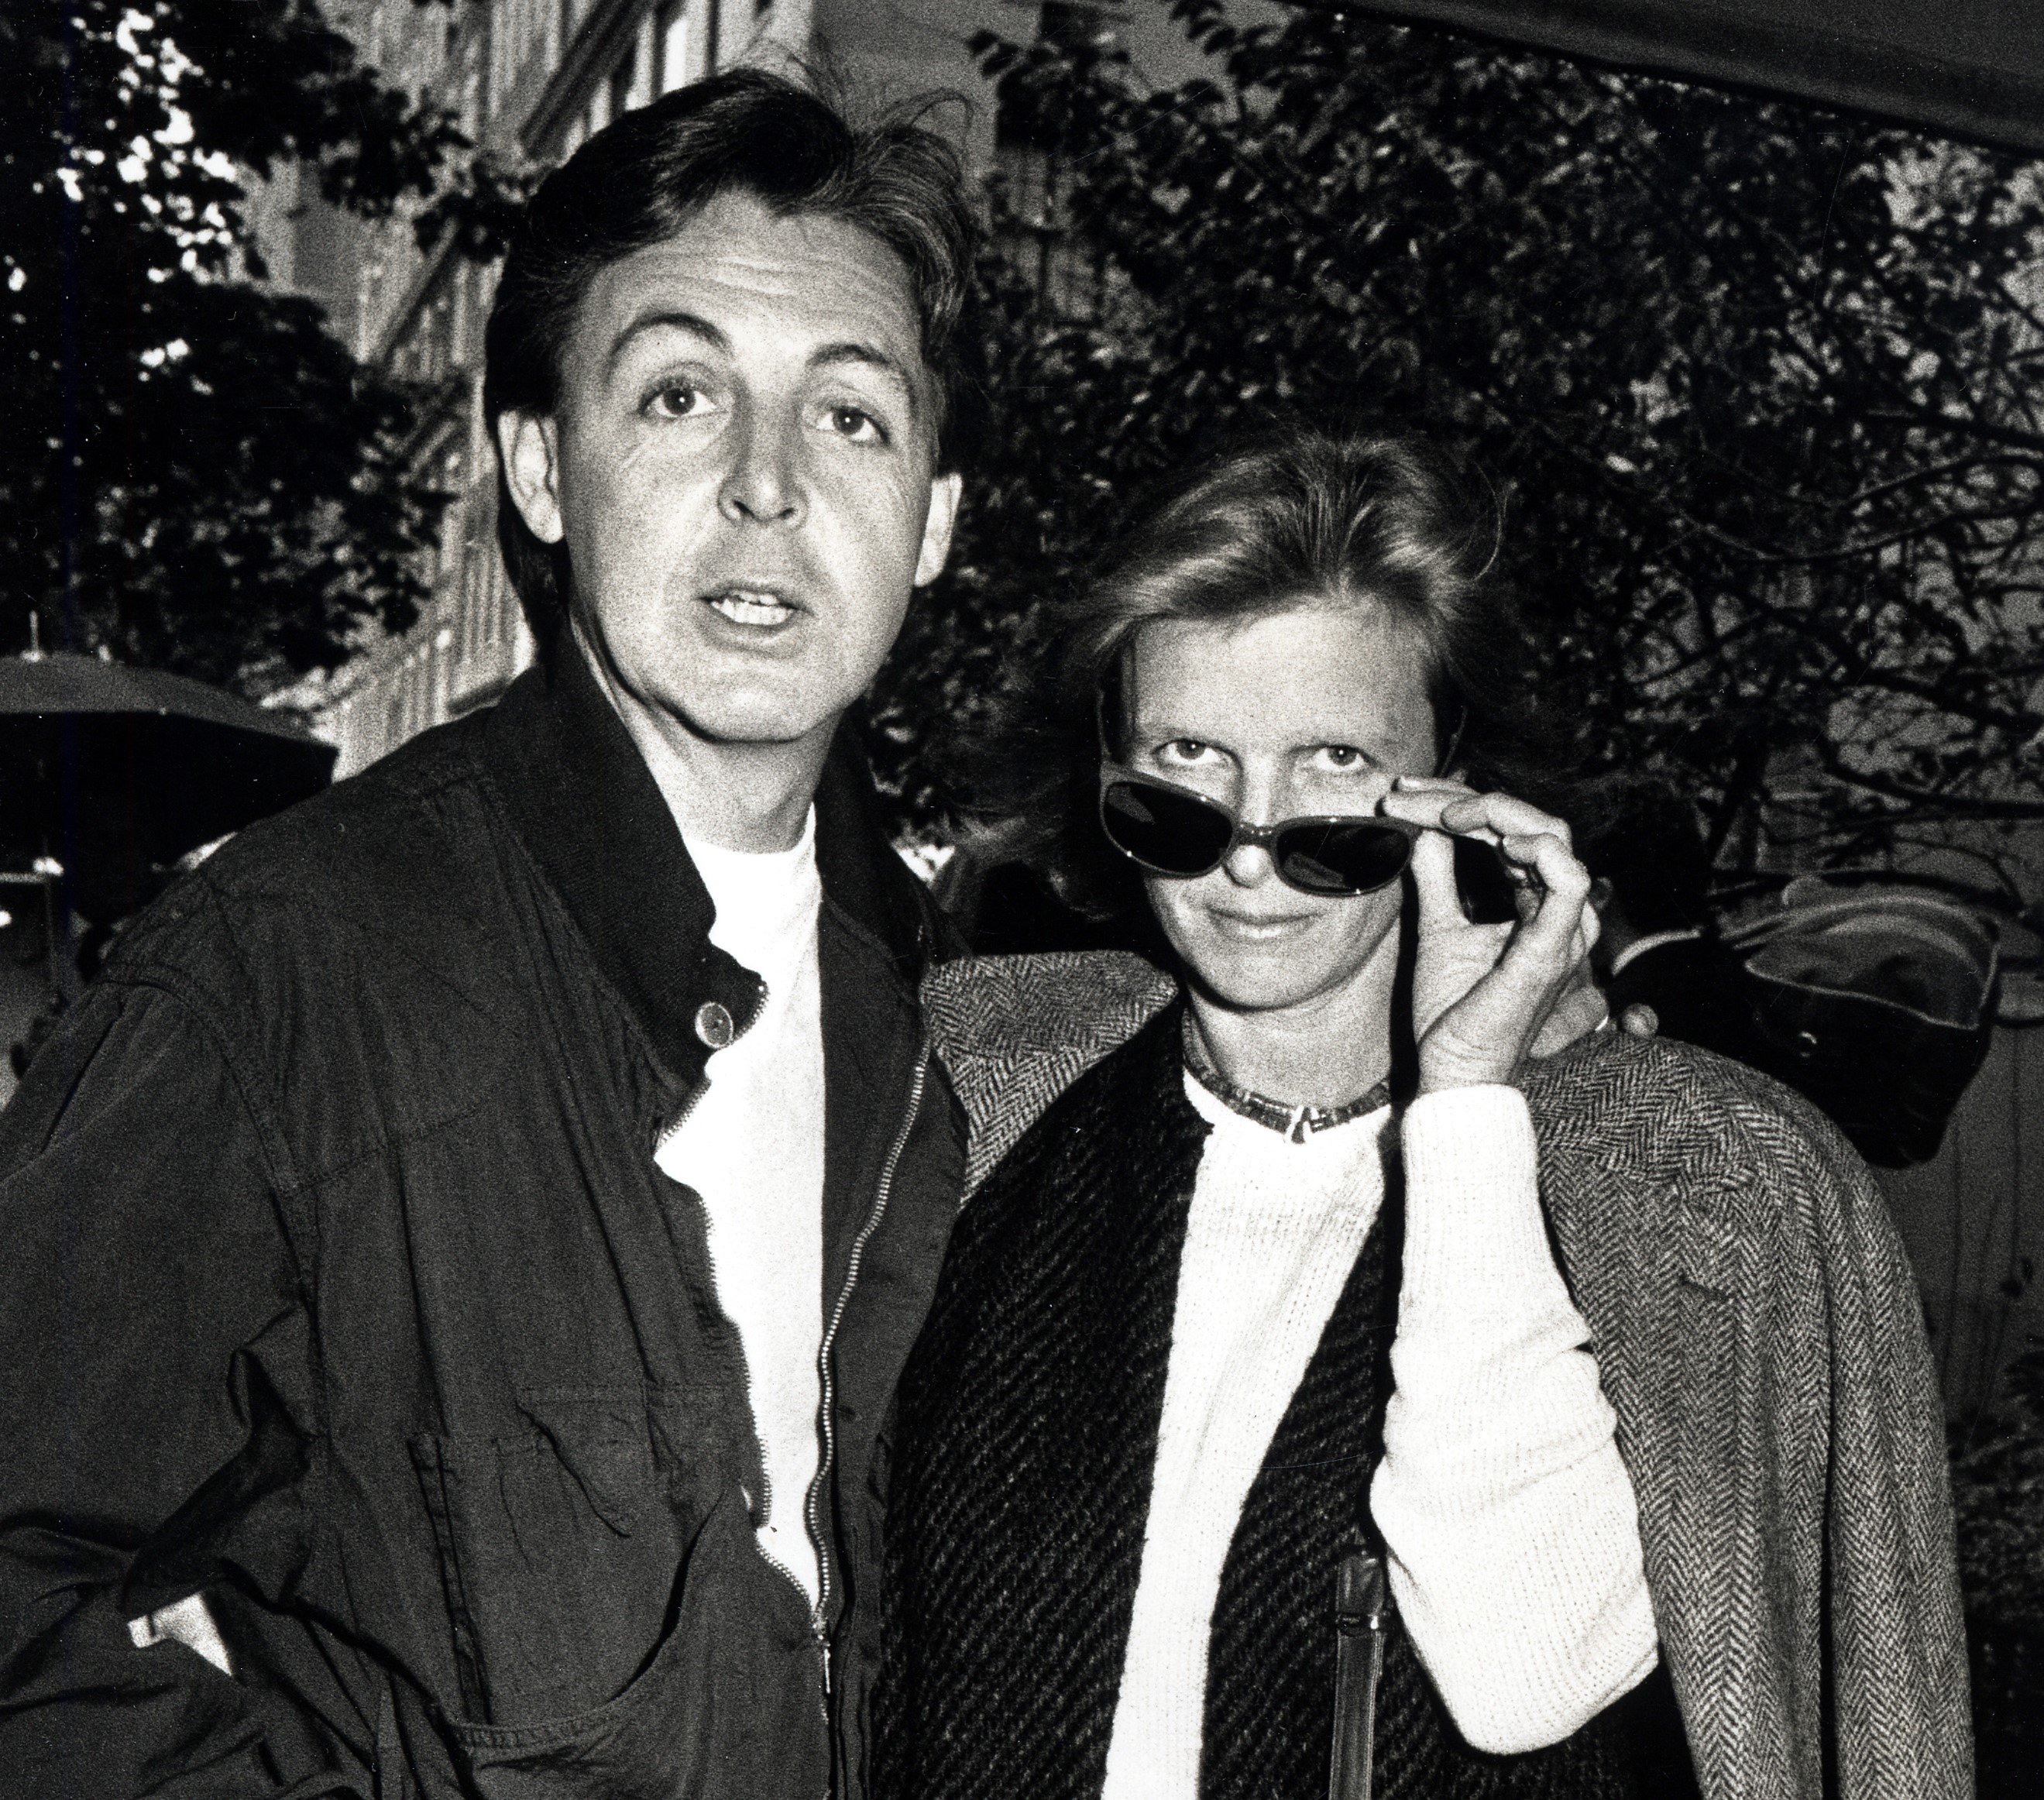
[875, 1006, 1696, 1800]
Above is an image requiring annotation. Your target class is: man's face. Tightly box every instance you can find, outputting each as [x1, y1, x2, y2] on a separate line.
[499, 188, 961, 756]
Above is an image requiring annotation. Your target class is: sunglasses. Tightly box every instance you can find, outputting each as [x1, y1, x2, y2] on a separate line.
[1098, 768, 1424, 896]
[1092, 678, 1469, 897]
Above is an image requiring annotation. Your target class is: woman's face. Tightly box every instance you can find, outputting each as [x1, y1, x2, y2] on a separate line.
[1122, 602, 1440, 1017]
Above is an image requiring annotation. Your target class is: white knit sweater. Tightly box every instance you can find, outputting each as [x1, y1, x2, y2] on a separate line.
[1098, 1082, 1659, 1800]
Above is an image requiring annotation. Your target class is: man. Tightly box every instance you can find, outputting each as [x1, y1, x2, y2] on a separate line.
[0, 74, 971, 1798]
[1579, 781, 1761, 1062]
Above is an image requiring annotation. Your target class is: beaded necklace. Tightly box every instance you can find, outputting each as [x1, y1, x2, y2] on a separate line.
[1180, 1012, 1393, 1145]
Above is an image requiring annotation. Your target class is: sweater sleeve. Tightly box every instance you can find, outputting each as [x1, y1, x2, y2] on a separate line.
[1369, 1085, 1659, 1754]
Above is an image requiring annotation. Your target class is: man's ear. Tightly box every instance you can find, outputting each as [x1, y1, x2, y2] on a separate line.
[496, 409, 565, 545]
[913, 471, 964, 588]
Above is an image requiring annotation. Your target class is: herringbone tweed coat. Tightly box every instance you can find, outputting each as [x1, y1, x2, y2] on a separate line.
[918, 952, 1972, 1800]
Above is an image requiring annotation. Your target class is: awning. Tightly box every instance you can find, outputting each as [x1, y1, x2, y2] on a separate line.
[1349, 2, 2044, 153]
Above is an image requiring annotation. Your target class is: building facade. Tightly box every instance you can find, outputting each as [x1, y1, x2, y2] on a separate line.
[283, 0, 1182, 775]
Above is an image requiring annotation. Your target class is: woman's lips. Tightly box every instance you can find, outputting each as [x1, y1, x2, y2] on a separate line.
[1204, 909, 1317, 943]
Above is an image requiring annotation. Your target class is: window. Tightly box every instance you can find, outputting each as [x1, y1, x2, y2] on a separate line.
[609, 41, 636, 123]
[658, 1, 689, 94]
[988, 6, 1113, 322]
[990, 141, 1104, 321]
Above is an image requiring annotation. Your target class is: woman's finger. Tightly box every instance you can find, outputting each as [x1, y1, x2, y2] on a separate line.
[1384, 781, 1577, 856]
[1407, 823, 1462, 934]
[1378, 781, 1478, 839]
[1495, 826, 1591, 898]
[1528, 963, 1610, 1059]
[1493, 831, 1592, 970]
[1437, 789, 1575, 853]
[1386, 775, 1476, 797]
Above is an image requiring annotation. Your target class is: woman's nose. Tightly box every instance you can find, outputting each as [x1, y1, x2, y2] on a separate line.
[1223, 839, 1276, 887]
[1222, 774, 1287, 886]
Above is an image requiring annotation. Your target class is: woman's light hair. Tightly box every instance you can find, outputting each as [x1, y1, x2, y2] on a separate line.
[967, 428, 1564, 921]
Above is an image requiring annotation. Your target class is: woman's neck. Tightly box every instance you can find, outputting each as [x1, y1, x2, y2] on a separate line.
[1184, 935, 1400, 1111]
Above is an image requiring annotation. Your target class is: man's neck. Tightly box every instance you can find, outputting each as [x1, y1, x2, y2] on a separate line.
[571, 628, 828, 853]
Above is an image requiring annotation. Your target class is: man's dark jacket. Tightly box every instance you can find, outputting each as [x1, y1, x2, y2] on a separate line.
[0, 650, 965, 1800]
[1604, 933, 1761, 1068]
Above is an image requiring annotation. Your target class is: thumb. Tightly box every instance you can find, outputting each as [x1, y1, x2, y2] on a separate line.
[1409, 830, 1459, 934]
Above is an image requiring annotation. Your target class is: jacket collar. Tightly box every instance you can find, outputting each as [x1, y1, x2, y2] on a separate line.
[480, 642, 935, 1085]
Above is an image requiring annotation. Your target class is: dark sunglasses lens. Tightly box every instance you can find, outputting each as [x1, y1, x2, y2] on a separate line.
[1101, 780, 1233, 876]
[1274, 819, 1414, 895]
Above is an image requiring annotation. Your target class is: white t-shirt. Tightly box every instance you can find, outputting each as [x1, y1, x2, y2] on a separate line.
[654, 810, 828, 1608]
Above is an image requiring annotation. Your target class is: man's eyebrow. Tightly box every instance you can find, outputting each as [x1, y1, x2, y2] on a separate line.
[606, 309, 729, 373]
[810, 342, 922, 419]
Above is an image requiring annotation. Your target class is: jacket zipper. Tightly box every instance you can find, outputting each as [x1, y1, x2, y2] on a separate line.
[1329, 1541, 1389, 1800]
[802, 1040, 931, 1695]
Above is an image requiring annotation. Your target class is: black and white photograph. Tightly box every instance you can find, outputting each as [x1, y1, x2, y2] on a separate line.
[2, 2, 2040, 1795]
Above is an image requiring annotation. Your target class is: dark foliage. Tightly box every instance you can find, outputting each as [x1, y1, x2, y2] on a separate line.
[2, 0, 516, 692]
[867, 1, 2044, 915]
[1950, 1343, 2044, 1793]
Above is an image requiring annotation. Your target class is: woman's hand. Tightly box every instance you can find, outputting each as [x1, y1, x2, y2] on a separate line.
[1383, 778, 1599, 1094]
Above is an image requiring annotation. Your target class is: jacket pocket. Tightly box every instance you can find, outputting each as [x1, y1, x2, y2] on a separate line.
[409, 1386, 685, 1726]
[444, 1493, 830, 1800]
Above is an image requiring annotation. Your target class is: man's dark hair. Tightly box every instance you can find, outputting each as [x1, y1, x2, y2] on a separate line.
[1579, 779, 1716, 935]
[483, 70, 979, 648]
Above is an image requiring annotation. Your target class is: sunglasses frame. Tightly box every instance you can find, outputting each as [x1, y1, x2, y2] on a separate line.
[1092, 679, 1469, 898]
[1097, 767, 1423, 895]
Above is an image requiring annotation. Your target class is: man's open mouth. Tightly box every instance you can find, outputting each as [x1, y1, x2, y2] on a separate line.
[705, 588, 799, 627]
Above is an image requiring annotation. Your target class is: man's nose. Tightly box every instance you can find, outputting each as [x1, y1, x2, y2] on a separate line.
[718, 410, 804, 527]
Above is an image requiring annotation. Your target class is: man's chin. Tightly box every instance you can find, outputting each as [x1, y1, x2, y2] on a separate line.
[656, 697, 836, 751]
[594, 654, 847, 753]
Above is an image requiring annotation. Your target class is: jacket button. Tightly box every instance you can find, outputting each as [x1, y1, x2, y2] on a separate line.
[694, 1001, 735, 1049]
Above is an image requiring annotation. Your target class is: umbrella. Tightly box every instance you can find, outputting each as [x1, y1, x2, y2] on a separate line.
[0, 650, 337, 921]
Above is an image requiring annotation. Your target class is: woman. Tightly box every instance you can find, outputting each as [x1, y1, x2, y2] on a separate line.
[875, 432, 1968, 1800]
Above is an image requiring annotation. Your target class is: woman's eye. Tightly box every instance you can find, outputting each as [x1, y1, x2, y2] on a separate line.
[1317, 745, 1369, 771]
[644, 382, 709, 421]
[823, 404, 886, 445]
[1157, 739, 1211, 764]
